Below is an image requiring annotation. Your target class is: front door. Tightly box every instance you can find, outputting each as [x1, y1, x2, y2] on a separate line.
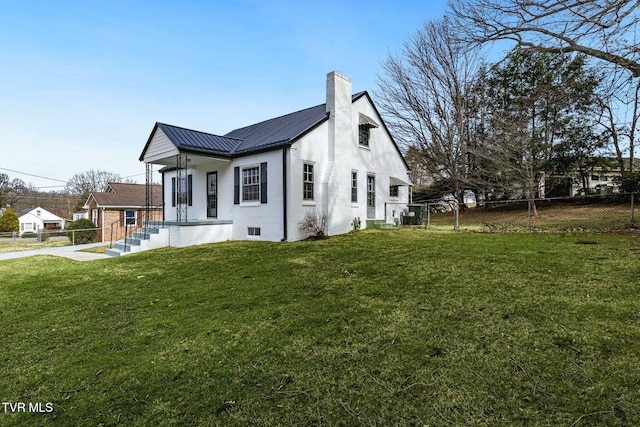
[367, 175, 375, 219]
[207, 172, 218, 218]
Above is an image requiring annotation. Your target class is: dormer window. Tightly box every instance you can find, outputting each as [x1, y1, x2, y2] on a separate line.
[358, 125, 370, 147]
[358, 114, 378, 148]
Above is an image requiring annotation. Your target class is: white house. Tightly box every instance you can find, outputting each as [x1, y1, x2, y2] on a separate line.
[17, 207, 65, 236]
[138, 71, 411, 247]
[73, 211, 89, 221]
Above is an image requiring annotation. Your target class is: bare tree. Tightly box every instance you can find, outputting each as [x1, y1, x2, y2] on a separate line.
[65, 170, 133, 196]
[376, 17, 481, 202]
[0, 173, 26, 209]
[449, 0, 640, 77]
[66, 170, 135, 212]
[595, 66, 639, 172]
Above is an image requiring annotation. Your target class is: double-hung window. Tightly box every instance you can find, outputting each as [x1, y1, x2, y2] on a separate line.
[351, 171, 358, 203]
[303, 163, 314, 200]
[242, 166, 261, 202]
[124, 210, 136, 225]
[234, 163, 267, 205]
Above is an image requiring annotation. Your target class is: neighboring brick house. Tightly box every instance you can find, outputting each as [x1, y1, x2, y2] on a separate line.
[84, 183, 162, 242]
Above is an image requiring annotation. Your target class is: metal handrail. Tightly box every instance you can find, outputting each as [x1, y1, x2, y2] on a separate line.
[109, 205, 164, 251]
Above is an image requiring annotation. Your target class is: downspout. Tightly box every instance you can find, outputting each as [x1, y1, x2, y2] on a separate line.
[281, 147, 288, 242]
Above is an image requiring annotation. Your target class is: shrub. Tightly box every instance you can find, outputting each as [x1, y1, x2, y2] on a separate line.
[21, 232, 37, 239]
[614, 171, 640, 193]
[299, 210, 328, 239]
[0, 208, 19, 232]
[67, 218, 97, 244]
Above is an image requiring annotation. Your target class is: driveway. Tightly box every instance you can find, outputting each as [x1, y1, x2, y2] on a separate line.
[0, 242, 111, 262]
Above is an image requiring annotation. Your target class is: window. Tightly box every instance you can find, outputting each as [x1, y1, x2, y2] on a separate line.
[124, 210, 136, 225]
[248, 227, 261, 236]
[359, 125, 370, 147]
[235, 163, 267, 205]
[172, 174, 193, 206]
[242, 167, 261, 201]
[303, 163, 314, 200]
[390, 185, 399, 198]
[351, 171, 358, 203]
[367, 175, 376, 208]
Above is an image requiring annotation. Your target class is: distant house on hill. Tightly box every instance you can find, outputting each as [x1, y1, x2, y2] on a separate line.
[545, 158, 640, 197]
[17, 206, 65, 236]
[83, 182, 162, 242]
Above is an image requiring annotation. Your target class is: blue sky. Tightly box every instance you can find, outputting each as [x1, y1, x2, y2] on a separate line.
[0, 0, 448, 189]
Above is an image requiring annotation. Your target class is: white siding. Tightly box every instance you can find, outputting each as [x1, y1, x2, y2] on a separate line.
[143, 129, 179, 163]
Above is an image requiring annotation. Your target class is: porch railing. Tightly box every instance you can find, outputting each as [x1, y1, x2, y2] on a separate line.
[109, 205, 164, 253]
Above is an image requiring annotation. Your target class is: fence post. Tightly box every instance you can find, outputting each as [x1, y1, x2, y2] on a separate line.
[454, 204, 459, 231]
[527, 200, 532, 232]
[426, 203, 431, 229]
[631, 192, 636, 228]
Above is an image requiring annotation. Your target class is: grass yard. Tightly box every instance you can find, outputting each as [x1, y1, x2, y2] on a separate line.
[0, 237, 72, 254]
[428, 201, 635, 232]
[1, 229, 639, 425]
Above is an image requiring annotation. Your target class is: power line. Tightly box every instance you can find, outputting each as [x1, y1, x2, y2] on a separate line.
[1, 167, 149, 185]
[0, 166, 67, 183]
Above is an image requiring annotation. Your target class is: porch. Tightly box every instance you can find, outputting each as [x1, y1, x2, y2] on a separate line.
[106, 219, 233, 256]
[163, 219, 233, 247]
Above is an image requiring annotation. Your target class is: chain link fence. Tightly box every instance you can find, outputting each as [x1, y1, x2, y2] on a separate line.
[422, 193, 637, 232]
[0, 228, 102, 246]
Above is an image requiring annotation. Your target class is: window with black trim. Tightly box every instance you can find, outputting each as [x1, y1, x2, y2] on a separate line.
[390, 185, 399, 198]
[234, 163, 267, 205]
[248, 227, 261, 236]
[242, 167, 260, 202]
[172, 174, 192, 206]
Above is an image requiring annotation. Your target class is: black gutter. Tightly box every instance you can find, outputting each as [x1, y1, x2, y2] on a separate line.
[281, 147, 288, 242]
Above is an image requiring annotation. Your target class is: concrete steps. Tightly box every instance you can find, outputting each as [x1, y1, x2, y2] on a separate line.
[105, 226, 169, 256]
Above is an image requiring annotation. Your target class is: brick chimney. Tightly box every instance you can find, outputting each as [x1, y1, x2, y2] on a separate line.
[325, 71, 353, 236]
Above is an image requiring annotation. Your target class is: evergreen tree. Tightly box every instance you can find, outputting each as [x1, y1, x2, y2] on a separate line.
[472, 50, 602, 210]
[0, 208, 19, 233]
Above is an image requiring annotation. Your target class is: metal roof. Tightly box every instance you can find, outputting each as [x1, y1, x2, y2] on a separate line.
[156, 123, 241, 157]
[145, 92, 369, 159]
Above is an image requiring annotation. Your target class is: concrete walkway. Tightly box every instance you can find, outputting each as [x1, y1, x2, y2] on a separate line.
[0, 242, 111, 262]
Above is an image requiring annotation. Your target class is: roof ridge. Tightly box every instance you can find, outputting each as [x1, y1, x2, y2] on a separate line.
[224, 102, 327, 136]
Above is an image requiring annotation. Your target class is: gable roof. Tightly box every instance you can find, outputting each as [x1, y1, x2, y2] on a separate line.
[88, 183, 162, 208]
[139, 92, 367, 161]
[17, 207, 64, 221]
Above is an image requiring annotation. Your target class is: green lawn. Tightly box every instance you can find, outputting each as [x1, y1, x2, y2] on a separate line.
[428, 201, 635, 232]
[0, 237, 71, 253]
[1, 229, 639, 425]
